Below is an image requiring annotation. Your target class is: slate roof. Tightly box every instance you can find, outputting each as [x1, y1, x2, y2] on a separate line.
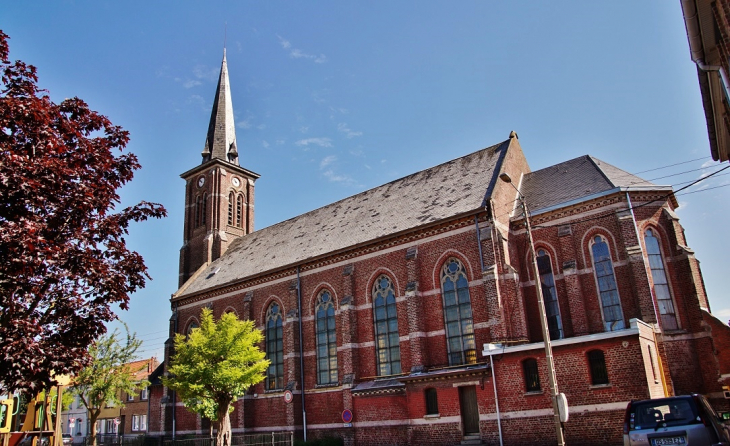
[202, 50, 238, 165]
[176, 138, 514, 298]
[520, 155, 666, 214]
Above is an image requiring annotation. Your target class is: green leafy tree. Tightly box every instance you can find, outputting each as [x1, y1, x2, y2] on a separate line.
[163, 309, 269, 446]
[72, 326, 148, 446]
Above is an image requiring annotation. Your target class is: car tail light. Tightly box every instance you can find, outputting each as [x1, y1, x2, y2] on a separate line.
[692, 395, 711, 426]
[623, 401, 633, 434]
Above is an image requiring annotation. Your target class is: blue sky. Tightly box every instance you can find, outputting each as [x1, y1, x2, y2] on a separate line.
[3, 1, 728, 360]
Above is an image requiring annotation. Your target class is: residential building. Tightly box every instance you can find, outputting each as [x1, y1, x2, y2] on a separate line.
[119, 358, 158, 436]
[152, 52, 730, 445]
[681, 0, 730, 161]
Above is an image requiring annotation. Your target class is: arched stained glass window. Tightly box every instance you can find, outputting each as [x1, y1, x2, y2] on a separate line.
[645, 229, 678, 330]
[591, 236, 625, 331]
[186, 321, 199, 336]
[373, 275, 401, 376]
[228, 192, 234, 226]
[265, 303, 284, 390]
[236, 195, 243, 228]
[537, 249, 563, 340]
[441, 258, 476, 365]
[315, 290, 338, 385]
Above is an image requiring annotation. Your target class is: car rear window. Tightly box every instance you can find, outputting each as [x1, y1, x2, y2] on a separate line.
[630, 399, 699, 430]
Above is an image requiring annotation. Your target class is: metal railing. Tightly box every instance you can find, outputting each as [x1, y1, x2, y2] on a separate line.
[81, 432, 294, 446]
[162, 433, 293, 446]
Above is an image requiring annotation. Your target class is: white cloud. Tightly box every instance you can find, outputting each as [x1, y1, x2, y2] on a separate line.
[193, 65, 219, 82]
[701, 160, 716, 168]
[276, 35, 327, 63]
[183, 79, 202, 89]
[338, 123, 362, 139]
[295, 138, 333, 148]
[238, 119, 252, 129]
[187, 95, 205, 105]
[276, 35, 291, 49]
[329, 106, 349, 115]
[299, 126, 309, 133]
[320, 155, 336, 169]
[262, 140, 270, 148]
[257, 124, 266, 130]
[323, 170, 354, 183]
[276, 139, 286, 145]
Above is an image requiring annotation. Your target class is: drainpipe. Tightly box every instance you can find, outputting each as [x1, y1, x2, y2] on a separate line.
[296, 266, 307, 441]
[484, 344, 504, 446]
[172, 307, 178, 441]
[474, 215, 485, 272]
[681, 0, 730, 104]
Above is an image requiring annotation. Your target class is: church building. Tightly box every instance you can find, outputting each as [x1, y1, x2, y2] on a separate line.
[150, 52, 730, 446]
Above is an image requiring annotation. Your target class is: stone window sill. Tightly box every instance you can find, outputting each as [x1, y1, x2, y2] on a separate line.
[524, 390, 543, 396]
[424, 413, 440, 420]
[590, 383, 612, 390]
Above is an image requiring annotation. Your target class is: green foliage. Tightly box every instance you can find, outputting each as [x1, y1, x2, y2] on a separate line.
[164, 309, 269, 420]
[71, 324, 148, 445]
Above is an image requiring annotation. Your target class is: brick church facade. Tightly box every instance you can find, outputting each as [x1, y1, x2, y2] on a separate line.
[149, 52, 730, 445]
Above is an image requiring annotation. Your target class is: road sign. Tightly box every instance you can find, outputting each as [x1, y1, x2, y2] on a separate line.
[342, 409, 353, 423]
[284, 390, 293, 404]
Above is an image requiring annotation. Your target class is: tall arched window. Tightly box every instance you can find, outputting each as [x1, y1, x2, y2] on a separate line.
[201, 193, 207, 226]
[186, 321, 199, 336]
[265, 303, 284, 390]
[228, 192, 234, 226]
[315, 290, 338, 385]
[441, 258, 476, 365]
[236, 194, 243, 228]
[373, 275, 401, 376]
[591, 236, 625, 331]
[537, 249, 563, 340]
[645, 229, 678, 330]
[195, 196, 202, 227]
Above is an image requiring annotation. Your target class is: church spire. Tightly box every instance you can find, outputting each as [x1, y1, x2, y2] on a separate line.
[202, 49, 238, 165]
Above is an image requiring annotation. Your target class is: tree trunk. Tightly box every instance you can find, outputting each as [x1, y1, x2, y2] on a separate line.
[88, 410, 99, 446]
[215, 404, 231, 446]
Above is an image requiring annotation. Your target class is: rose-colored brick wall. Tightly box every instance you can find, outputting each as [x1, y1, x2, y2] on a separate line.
[160, 144, 722, 444]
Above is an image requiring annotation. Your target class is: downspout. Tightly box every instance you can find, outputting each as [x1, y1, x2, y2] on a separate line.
[296, 266, 307, 441]
[682, 0, 730, 103]
[474, 215, 485, 272]
[172, 307, 178, 440]
[485, 344, 504, 446]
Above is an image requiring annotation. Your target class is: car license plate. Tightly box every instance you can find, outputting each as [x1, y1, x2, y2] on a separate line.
[651, 437, 686, 446]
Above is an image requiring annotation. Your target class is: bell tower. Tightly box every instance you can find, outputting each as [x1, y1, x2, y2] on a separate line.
[179, 50, 260, 287]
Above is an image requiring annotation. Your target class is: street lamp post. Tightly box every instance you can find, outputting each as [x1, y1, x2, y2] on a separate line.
[499, 172, 566, 446]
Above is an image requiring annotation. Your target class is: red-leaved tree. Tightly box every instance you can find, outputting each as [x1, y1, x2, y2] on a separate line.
[0, 30, 167, 393]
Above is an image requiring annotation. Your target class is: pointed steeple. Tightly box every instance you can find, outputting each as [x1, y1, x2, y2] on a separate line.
[202, 49, 239, 165]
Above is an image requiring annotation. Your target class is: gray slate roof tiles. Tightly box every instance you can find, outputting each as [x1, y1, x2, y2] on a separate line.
[521, 155, 657, 213]
[177, 139, 511, 297]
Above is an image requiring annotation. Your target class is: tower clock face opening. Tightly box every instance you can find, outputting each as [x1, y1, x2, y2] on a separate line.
[197, 176, 205, 187]
[232, 177, 241, 187]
